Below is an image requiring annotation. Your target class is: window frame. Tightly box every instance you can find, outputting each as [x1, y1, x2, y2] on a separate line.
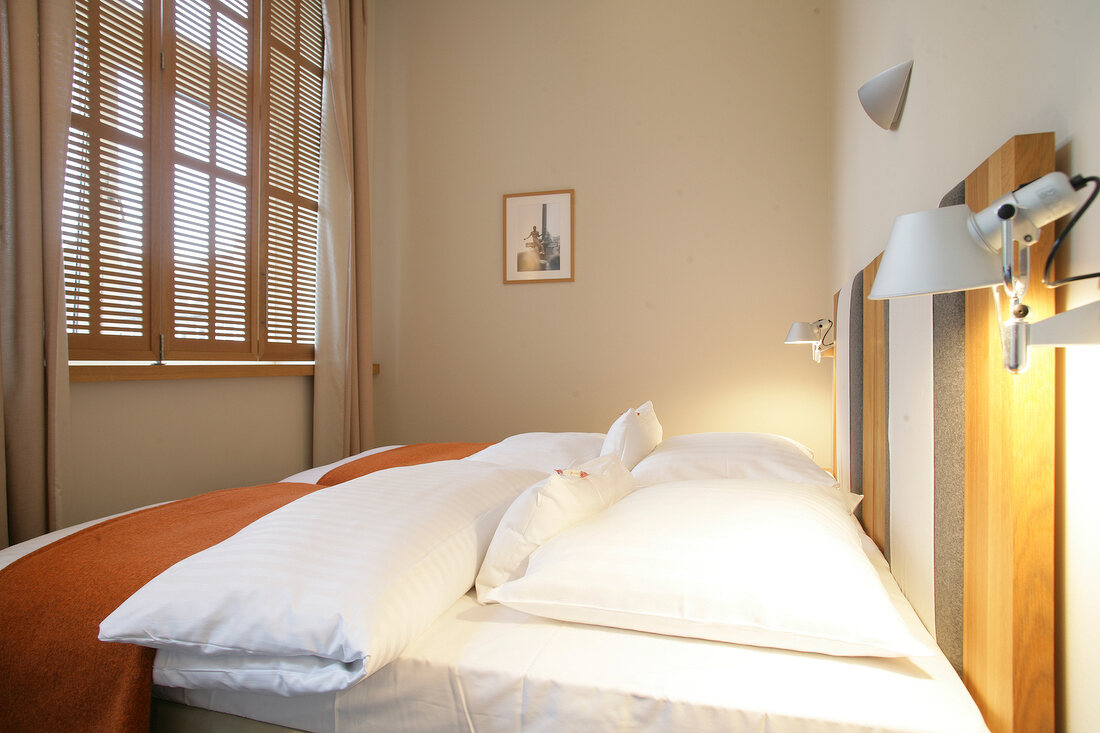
[64, 0, 320, 365]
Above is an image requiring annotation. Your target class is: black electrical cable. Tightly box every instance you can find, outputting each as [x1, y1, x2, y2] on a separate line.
[818, 318, 834, 350]
[1043, 175, 1100, 287]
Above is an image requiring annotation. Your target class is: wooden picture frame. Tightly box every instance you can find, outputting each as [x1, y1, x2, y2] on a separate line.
[503, 189, 574, 284]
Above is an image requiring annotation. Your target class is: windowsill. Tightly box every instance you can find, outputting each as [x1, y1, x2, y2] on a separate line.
[70, 362, 381, 382]
[70, 362, 315, 382]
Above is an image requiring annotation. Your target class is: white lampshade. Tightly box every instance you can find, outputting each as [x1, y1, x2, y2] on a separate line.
[868, 205, 1001, 299]
[785, 321, 820, 344]
[857, 60, 913, 130]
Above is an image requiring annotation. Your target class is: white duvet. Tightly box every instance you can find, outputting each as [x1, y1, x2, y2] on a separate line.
[99, 459, 545, 695]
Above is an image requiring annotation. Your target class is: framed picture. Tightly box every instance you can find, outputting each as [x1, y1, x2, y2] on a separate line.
[503, 189, 574, 284]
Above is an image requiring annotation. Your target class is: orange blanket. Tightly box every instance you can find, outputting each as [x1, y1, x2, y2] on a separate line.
[0, 443, 486, 733]
[317, 441, 491, 486]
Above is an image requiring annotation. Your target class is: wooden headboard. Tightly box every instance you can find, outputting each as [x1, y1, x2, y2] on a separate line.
[833, 133, 1056, 733]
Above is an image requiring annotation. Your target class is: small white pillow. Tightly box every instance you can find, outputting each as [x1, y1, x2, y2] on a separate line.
[489, 479, 928, 659]
[467, 432, 605, 474]
[600, 401, 663, 469]
[631, 432, 860, 512]
[477, 454, 635, 603]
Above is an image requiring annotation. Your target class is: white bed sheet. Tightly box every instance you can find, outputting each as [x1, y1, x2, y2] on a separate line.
[157, 524, 988, 733]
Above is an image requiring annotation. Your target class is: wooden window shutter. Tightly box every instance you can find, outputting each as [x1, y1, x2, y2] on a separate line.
[64, 0, 156, 360]
[165, 0, 257, 357]
[259, 0, 322, 360]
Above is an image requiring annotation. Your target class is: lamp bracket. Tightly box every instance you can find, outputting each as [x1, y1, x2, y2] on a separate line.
[968, 172, 1074, 254]
[998, 296, 1100, 373]
[1029, 299, 1100, 346]
[811, 342, 834, 363]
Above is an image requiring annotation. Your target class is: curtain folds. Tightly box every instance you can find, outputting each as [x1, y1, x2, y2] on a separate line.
[0, 2, 75, 546]
[315, 0, 374, 466]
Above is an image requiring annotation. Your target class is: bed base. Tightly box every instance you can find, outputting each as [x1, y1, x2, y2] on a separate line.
[153, 699, 302, 733]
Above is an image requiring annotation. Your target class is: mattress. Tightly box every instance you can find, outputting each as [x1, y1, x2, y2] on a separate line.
[156, 527, 985, 733]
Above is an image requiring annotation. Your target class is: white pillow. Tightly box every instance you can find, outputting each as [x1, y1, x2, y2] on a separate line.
[467, 432, 605, 474]
[489, 479, 929, 659]
[631, 432, 860, 511]
[100, 460, 546, 695]
[600, 401, 663, 469]
[476, 454, 635, 603]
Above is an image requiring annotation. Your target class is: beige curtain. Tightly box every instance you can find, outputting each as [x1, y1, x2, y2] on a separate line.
[0, 1, 75, 546]
[314, 0, 374, 466]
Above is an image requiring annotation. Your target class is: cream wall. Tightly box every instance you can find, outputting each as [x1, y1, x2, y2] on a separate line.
[371, 0, 837, 463]
[66, 377, 312, 527]
[829, 1, 1100, 730]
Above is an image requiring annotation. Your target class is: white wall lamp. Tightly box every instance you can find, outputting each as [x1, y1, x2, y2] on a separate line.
[785, 318, 834, 363]
[858, 60, 913, 130]
[868, 171, 1100, 373]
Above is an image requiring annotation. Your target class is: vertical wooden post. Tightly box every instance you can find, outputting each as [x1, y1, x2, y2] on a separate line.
[833, 290, 840, 478]
[963, 133, 1056, 733]
[862, 254, 888, 552]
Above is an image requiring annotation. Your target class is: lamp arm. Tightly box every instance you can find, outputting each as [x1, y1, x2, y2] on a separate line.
[996, 209, 1030, 318]
[1028, 299, 1100, 346]
[1001, 299, 1100, 373]
[1043, 175, 1100, 288]
[999, 211, 1021, 297]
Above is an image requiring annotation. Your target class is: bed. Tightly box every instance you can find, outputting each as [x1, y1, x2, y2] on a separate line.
[0, 418, 986, 733]
[0, 134, 1056, 733]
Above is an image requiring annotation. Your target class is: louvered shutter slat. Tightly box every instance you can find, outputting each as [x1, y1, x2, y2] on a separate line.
[98, 2, 146, 138]
[268, 0, 295, 50]
[299, 0, 322, 68]
[222, 0, 248, 18]
[72, 7, 92, 116]
[63, 127, 94, 335]
[215, 113, 248, 175]
[175, 95, 211, 162]
[213, 179, 248, 340]
[168, 0, 252, 353]
[94, 139, 146, 338]
[260, 0, 320, 356]
[64, 0, 151, 355]
[176, 44, 213, 104]
[217, 13, 249, 67]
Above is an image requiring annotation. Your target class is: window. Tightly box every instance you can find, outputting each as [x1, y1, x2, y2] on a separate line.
[62, 0, 322, 363]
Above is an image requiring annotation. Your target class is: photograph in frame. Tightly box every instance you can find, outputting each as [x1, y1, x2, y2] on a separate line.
[503, 189, 574, 283]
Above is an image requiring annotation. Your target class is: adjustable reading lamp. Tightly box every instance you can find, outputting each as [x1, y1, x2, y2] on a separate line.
[868, 171, 1100, 372]
[785, 318, 834, 363]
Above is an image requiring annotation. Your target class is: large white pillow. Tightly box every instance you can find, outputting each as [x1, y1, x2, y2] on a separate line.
[630, 433, 860, 511]
[600, 401, 662, 469]
[99, 460, 545, 695]
[488, 479, 929, 659]
[467, 432, 605, 474]
[476, 454, 635, 603]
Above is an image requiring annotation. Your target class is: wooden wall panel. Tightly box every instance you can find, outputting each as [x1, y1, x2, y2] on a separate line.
[963, 133, 1056, 733]
[833, 290, 839, 478]
[861, 255, 888, 552]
